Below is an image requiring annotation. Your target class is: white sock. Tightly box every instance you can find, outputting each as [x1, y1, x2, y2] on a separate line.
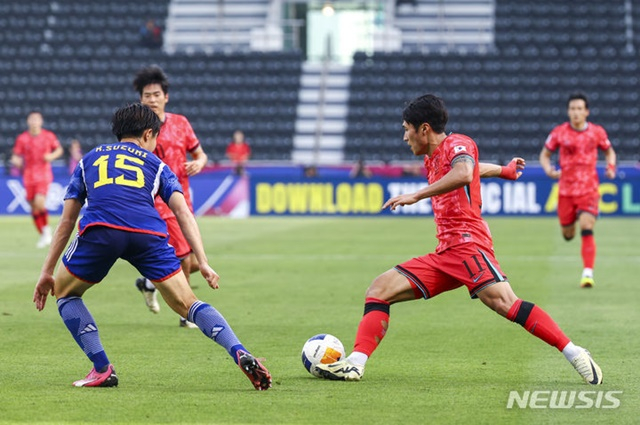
[347, 352, 368, 366]
[562, 342, 582, 362]
[582, 268, 593, 278]
[144, 278, 156, 291]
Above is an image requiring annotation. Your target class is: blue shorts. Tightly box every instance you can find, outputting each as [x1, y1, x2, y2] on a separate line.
[62, 226, 181, 284]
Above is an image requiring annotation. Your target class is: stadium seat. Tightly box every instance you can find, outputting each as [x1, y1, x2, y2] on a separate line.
[347, 0, 638, 162]
[0, 0, 638, 162]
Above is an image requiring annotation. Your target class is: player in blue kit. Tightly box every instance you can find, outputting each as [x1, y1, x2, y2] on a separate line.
[32, 104, 271, 390]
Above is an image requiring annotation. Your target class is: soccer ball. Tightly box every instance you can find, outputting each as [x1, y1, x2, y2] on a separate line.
[301, 334, 345, 377]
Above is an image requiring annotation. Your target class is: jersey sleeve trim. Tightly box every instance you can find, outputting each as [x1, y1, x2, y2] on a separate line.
[187, 142, 202, 153]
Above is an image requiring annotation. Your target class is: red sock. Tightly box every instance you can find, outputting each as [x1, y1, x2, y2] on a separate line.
[41, 210, 49, 228]
[32, 213, 43, 233]
[36, 212, 48, 232]
[581, 232, 596, 269]
[352, 297, 390, 357]
[507, 299, 570, 351]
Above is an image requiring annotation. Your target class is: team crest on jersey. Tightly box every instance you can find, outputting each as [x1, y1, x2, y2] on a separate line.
[453, 145, 467, 153]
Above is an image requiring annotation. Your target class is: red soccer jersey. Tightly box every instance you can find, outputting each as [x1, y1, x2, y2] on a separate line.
[424, 133, 494, 253]
[12, 129, 61, 184]
[544, 122, 611, 197]
[226, 142, 251, 163]
[152, 113, 201, 219]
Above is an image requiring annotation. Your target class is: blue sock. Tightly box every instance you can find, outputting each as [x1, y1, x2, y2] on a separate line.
[188, 300, 247, 364]
[57, 296, 110, 372]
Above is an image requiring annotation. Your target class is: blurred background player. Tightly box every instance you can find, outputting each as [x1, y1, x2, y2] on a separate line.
[33, 103, 271, 390]
[132, 65, 209, 328]
[315, 94, 602, 386]
[67, 138, 83, 175]
[139, 18, 163, 49]
[225, 129, 251, 176]
[539, 92, 617, 288]
[349, 157, 373, 179]
[11, 111, 63, 248]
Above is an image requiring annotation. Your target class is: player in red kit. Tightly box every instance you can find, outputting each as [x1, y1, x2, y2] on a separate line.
[11, 111, 63, 248]
[132, 65, 209, 327]
[225, 129, 251, 175]
[315, 94, 603, 386]
[539, 92, 617, 288]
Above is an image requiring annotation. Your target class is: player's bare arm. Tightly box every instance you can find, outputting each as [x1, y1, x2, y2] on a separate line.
[184, 146, 208, 176]
[604, 147, 617, 179]
[168, 191, 219, 289]
[539, 147, 561, 179]
[10, 154, 23, 168]
[44, 145, 64, 162]
[33, 199, 82, 311]
[383, 155, 474, 211]
[479, 157, 525, 180]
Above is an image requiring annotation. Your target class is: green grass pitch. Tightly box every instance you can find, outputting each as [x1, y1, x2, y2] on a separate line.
[0, 215, 638, 424]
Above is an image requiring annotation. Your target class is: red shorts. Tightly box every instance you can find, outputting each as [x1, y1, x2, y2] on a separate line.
[395, 243, 507, 299]
[24, 181, 50, 202]
[165, 215, 192, 259]
[557, 192, 599, 227]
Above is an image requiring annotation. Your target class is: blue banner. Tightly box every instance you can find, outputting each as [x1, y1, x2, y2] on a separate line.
[249, 166, 640, 216]
[0, 169, 250, 217]
[2, 165, 639, 216]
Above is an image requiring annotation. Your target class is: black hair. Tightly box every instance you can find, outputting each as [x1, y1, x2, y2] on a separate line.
[567, 92, 589, 109]
[402, 94, 448, 133]
[132, 65, 169, 95]
[111, 103, 162, 141]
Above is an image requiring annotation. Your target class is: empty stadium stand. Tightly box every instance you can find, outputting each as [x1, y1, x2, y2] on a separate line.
[394, 0, 494, 53]
[164, 0, 274, 53]
[0, 0, 301, 163]
[345, 0, 639, 163]
[1, 0, 638, 166]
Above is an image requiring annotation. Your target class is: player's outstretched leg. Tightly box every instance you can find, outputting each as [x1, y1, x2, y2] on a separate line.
[57, 296, 118, 387]
[187, 300, 272, 390]
[236, 350, 272, 391]
[569, 348, 602, 384]
[506, 298, 603, 385]
[136, 277, 198, 327]
[316, 297, 390, 381]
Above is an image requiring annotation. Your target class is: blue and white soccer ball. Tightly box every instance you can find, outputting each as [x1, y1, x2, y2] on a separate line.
[301, 334, 345, 377]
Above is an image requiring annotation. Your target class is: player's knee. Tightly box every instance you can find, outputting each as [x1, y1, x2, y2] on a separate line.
[364, 274, 391, 301]
[364, 283, 384, 300]
[493, 301, 511, 317]
[171, 302, 190, 318]
[485, 297, 513, 317]
[161, 292, 194, 318]
[561, 224, 575, 240]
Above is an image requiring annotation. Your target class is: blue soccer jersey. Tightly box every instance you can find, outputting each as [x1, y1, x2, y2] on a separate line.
[65, 142, 182, 237]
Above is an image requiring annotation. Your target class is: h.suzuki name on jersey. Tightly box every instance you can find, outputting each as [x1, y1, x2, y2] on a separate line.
[95, 144, 149, 159]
